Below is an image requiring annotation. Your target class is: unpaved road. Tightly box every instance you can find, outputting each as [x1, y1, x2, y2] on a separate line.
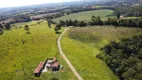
[57, 28, 83, 80]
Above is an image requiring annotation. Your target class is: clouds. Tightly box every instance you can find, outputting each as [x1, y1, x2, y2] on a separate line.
[0, 0, 79, 8]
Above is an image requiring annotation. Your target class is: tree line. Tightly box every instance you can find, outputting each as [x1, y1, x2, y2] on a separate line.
[104, 35, 142, 80]
[56, 16, 142, 28]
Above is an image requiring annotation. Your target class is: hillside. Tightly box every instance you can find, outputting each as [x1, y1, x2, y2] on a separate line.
[61, 26, 142, 80]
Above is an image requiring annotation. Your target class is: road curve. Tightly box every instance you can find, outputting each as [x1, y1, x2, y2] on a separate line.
[57, 28, 83, 80]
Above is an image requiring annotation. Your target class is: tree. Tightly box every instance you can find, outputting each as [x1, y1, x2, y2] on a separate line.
[90, 16, 103, 25]
[0, 24, 3, 29]
[137, 18, 142, 28]
[47, 19, 52, 28]
[66, 20, 69, 26]
[59, 20, 66, 27]
[78, 21, 87, 27]
[0, 28, 3, 35]
[73, 20, 78, 26]
[54, 24, 61, 33]
[68, 19, 73, 26]
[110, 18, 118, 26]
[117, 13, 120, 19]
[5, 23, 11, 30]
[24, 25, 29, 31]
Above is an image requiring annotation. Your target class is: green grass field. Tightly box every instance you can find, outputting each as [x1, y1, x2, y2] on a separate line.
[61, 26, 142, 80]
[53, 9, 114, 23]
[0, 21, 77, 80]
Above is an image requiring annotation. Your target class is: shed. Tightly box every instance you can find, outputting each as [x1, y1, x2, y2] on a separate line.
[33, 62, 45, 77]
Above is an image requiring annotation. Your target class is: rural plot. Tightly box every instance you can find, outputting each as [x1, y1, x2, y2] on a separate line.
[0, 21, 76, 80]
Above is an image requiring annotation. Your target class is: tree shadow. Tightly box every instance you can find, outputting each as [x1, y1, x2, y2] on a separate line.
[50, 77, 59, 80]
[55, 32, 61, 34]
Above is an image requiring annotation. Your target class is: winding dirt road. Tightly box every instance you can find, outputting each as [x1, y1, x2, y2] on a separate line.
[57, 28, 83, 80]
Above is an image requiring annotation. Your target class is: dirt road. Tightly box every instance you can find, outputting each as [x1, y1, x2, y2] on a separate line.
[57, 28, 83, 80]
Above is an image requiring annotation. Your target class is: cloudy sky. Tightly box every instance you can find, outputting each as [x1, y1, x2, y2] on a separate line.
[0, 0, 80, 8]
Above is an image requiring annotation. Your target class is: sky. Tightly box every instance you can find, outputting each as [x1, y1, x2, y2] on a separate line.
[0, 0, 80, 8]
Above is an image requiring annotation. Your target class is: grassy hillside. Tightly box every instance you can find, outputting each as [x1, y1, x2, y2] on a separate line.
[61, 26, 142, 80]
[0, 21, 77, 80]
[53, 9, 114, 23]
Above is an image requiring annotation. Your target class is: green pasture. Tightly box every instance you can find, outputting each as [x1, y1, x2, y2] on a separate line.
[53, 9, 114, 23]
[0, 21, 77, 80]
[61, 26, 142, 80]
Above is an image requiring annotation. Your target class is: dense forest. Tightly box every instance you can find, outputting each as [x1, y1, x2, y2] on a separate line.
[114, 5, 142, 17]
[104, 35, 142, 80]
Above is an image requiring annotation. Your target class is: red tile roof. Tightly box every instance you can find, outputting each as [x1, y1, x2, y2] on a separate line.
[34, 62, 44, 73]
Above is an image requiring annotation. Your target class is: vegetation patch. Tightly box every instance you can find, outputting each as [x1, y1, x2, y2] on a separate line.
[61, 26, 142, 80]
[104, 35, 142, 80]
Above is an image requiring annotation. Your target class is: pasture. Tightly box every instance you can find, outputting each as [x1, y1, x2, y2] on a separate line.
[53, 9, 114, 23]
[0, 21, 77, 80]
[61, 26, 142, 80]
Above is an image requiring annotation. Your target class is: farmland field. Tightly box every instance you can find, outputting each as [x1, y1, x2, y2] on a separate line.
[0, 20, 77, 80]
[53, 9, 114, 23]
[61, 26, 142, 80]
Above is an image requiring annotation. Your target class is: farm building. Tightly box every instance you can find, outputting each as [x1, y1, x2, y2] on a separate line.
[33, 62, 45, 77]
[51, 62, 60, 71]
[33, 57, 63, 77]
[45, 57, 62, 72]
